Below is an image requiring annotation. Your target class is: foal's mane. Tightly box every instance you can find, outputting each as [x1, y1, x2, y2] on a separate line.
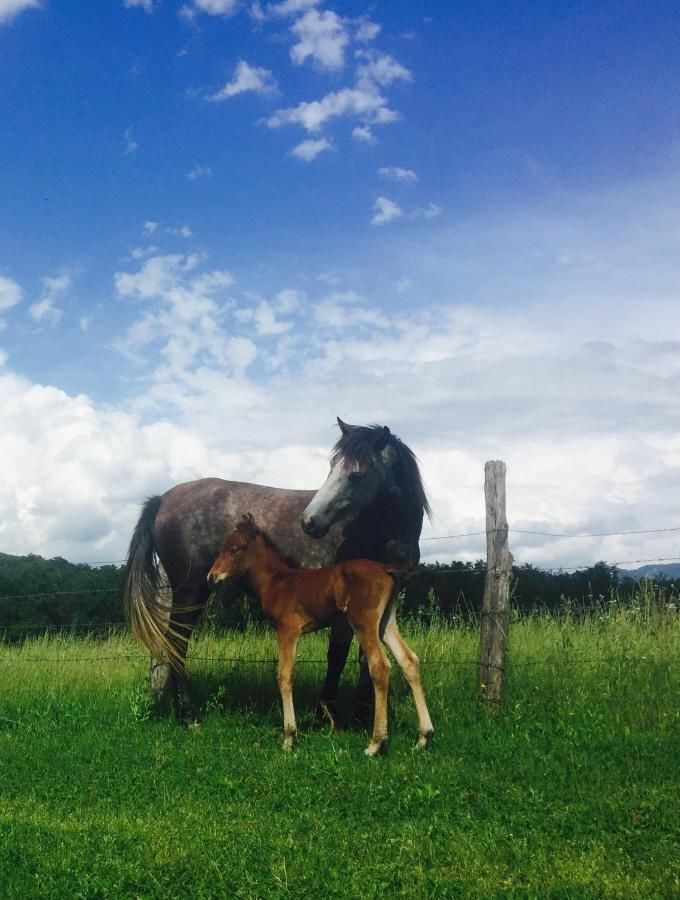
[331, 425, 431, 521]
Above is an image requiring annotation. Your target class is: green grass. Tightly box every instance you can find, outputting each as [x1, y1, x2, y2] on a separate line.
[0, 607, 678, 899]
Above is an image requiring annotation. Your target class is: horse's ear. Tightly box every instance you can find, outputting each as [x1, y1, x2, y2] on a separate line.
[373, 425, 391, 452]
[337, 417, 352, 435]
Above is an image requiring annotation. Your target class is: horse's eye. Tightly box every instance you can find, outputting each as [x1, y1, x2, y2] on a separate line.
[348, 472, 363, 483]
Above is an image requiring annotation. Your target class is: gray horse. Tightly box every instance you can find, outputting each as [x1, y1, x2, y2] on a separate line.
[122, 418, 430, 725]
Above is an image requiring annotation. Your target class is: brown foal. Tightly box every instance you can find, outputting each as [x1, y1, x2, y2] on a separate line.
[207, 515, 434, 756]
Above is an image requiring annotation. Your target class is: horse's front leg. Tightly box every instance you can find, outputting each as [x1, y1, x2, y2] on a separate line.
[276, 626, 301, 751]
[316, 614, 353, 728]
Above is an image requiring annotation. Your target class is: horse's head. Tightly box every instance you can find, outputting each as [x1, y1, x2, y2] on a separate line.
[207, 514, 261, 585]
[301, 418, 400, 538]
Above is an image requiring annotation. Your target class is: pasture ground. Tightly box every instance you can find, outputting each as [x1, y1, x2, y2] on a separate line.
[0, 606, 678, 899]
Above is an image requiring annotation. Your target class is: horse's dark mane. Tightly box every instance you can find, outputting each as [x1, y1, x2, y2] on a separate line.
[331, 425, 431, 521]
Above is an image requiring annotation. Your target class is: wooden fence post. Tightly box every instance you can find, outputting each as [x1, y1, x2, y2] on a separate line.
[479, 460, 513, 707]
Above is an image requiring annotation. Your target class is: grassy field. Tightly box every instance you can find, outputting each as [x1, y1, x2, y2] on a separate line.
[0, 604, 678, 899]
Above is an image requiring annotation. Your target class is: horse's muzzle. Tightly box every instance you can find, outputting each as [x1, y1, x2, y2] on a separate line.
[300, 514, 328, 538]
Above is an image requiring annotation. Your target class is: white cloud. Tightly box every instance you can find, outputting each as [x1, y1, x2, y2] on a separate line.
[0, 0, 39, 25]
[412, 202, 441, 219]
[166, 225, 193, 238]
[5, 178, 680, 572]
[186, 165, 213, 180]
[274, 288, 304, 313]
[355, 18, 381, 43]
[29, 273, 71, 325]
[371, 196, 404, 226]
[208, 60, 278, 101]
[266, 47, 409, 139]
[352, 125, 376, 145]
[290, 9, 349, 71]
[355, 49, 412, 88]
[124, 128, 138, 154]
[267, 84, 395, 133]
[291, 137, 333, 161]
[143, 220, 158, 235]
[253, 299, 293, 335]
[250, 0, 319, 20]
[123, 0, 155, 12]
[0, 275, 22, 312]
[180, 0, 239, 20]
[378, 166, 418, 183]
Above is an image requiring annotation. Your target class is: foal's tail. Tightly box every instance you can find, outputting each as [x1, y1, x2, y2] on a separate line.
[122, 496, 186, 670]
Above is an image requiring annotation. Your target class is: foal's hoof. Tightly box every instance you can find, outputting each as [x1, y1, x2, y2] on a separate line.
[364, 739, 387, 758]
[282, 733, 296, 752]
[415, 729, 434, 750]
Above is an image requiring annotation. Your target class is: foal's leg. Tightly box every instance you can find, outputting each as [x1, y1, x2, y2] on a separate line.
[383, 610, 434, 748]
[354, 621, 392, 757]
[276, 627, 301, 751]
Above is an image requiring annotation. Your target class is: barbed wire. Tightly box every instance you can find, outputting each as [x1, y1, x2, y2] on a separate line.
[422, 525, 680, 541]
[2, 554, 680, 606]
[0, 651, 673, 668]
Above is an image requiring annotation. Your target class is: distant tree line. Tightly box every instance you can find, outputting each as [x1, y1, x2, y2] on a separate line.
[1, 551, 677, 640]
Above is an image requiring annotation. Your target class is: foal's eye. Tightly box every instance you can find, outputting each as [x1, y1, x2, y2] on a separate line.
[230, 546, 241, 556]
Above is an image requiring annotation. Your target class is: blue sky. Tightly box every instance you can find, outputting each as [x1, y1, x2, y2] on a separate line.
[1, 0, 680, 567]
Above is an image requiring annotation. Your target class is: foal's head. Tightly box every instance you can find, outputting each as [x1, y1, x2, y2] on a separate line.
[207, 514, 261, 585]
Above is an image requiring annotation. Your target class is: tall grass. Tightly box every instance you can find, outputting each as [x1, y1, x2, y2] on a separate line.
[0, 603, 678, 898]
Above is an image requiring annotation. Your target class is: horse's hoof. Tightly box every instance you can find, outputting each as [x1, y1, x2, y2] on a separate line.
[415, 729, 434, 750]
[188, 721, 202, 732]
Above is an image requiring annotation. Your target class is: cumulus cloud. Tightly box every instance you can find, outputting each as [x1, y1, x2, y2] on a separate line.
[355, 49, 412, 88]
[354, 18, 381, 43]
[123, 0, 155, 12]
[378, 166, 418, 182]
[208, 60, 278, 101]
[250, 0, 319, 20]
[352, 125, 376, 145]
[267, 84, 396, 133]
[186, 165, 213, 180]
[4, 178, 680, 570]
[266, 48, 409, 138]
[29, 273, 71, 325]
[124, 128, 138, 154]
[0, 274, 22, 313]
[0, 0, 40, 25]
[291, 137, 333, 161]
[290, 8, 349, 71]
[371, 196, 404, 225]
[180, 0, 239, 20]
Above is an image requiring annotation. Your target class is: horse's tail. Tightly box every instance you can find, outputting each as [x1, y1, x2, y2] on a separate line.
[122, 496, 186, 670]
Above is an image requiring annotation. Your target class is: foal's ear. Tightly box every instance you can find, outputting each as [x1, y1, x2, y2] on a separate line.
[373, 425, 391, 452]
[236, 513, 258, 537]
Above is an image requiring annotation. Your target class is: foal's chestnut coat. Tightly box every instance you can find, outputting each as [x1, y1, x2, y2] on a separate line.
[208, 515, 434, 756]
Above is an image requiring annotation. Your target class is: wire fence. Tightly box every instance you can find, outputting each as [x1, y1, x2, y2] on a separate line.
[0, 649, 673, 669]
[1, 521, 679, 665]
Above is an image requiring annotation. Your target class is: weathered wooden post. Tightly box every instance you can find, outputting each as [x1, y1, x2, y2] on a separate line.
[479, 460, 513, 708]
